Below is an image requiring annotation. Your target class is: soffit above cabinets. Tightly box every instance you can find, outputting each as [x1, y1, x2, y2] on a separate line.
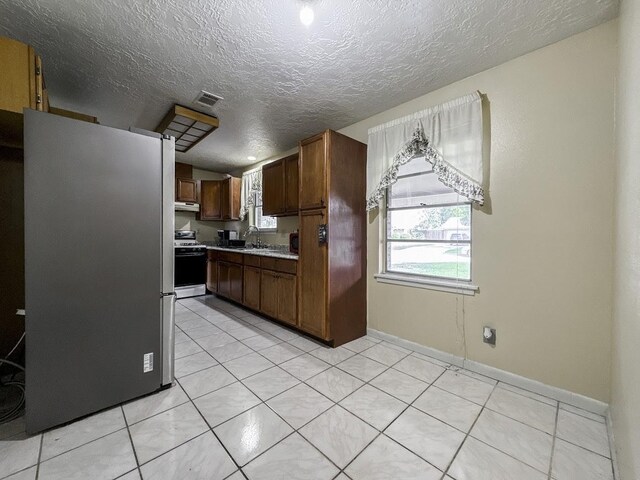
[154, 105, 219, 153]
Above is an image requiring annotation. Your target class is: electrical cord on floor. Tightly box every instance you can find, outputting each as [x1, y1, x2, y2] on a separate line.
[0, 332, 26, 425]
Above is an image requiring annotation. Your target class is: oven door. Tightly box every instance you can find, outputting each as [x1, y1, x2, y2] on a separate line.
[174, 251, 207, 287]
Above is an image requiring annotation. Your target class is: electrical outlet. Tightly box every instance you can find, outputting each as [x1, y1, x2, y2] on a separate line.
[483, 326, 496, 346]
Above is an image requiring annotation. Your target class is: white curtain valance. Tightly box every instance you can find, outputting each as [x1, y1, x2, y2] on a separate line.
[239, 169, 262, 220]
[366, 91, 484, 210]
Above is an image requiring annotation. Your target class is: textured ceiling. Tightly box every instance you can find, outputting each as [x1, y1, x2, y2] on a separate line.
[0, 0, 618, 172]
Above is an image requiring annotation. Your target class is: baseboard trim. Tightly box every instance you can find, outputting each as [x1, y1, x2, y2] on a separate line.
[367, 328, 609, 416]
[606, 410, 621, 480]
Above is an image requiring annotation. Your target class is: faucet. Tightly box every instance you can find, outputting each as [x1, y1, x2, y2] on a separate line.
[243, 225, 262, 248]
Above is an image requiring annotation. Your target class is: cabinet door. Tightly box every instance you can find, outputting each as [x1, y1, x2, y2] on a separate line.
[221, 177, 241, 220]
[284, 154, 299, 213]
[218, 262, 230, 298]
[299, 133, 326, 210]
[198, 180, 222, 220]
[298, 211, 328, 338]
[209, 259, 219, 293]
[260, 270, 279, 319]
[262, 160, 285, 216]
[176, 178, 198, 202]
[229, 263, 243, 303]
[243, 266, 261, 310]
[277, 273, 297, 326]
[221, 179, 230, 218]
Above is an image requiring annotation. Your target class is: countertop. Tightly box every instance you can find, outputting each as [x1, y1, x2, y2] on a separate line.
[206, 245, 298, 261]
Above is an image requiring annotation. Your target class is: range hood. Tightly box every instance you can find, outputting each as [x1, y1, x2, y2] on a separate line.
[175, 201, 200, 212]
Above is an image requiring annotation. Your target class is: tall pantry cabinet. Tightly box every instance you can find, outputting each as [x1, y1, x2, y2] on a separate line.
[297, 130, 367, 346]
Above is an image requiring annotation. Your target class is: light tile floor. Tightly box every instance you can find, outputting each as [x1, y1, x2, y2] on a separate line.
[0, 295, 615, 480]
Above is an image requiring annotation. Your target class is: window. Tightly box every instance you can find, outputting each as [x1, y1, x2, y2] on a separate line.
[384, 158, 471, 282]
[254, 191, 277, 231]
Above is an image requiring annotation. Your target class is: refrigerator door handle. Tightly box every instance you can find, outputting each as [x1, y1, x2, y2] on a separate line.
[161, 292, 176, 386]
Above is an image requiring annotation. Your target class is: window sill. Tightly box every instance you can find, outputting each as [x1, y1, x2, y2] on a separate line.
[374, 272, 478, 296]
[257, 228, 277, 233]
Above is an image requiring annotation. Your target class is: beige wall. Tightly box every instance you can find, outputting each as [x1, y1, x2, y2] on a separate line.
[338, 21, 617, 402]
[611, 0, 640, 477]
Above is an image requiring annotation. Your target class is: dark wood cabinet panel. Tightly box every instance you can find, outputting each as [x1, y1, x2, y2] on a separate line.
[229, 263, 243, 303]
[175, 162, 192, 180]
[206, 258, 218, 293]
[218, 262, 230, 298]
[284, 154, 299, 213]
[262, 160, 285, 216]
[221, 177, 241, 220]
[243, 266, 261, 311]
[260, 270, 279, 319]
[278, 273, 297, 326]
[298, 211, 328, 339]
[176, 178, 198, 203]
[198, 180, 222, 220]
[299, 134, 326, 210]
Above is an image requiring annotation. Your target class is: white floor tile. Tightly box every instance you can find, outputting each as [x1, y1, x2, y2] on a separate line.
[41, 406, 126, 460]
[4, 466, 37, 480]
[360, 344, 409, 366]
[551, 438, 613, 480]
[259, 343, 305, 364]
[485, 387, 557, 434]
[223, 352, 275, 379]
[392, 355, 446, 384]
[369, 369, 428, 403]
[174, 352, 218, 378]
[129, 402, 208, 464]
[178, 365, 236, 399]
[306, 368, 364, 402]
[413, 386, 482, 433]
[559, 403, 606, 423]
[123, 384, 189, 425]
[175, 338, 204, 359]
[227, 324, 264, 341]
[243, 433, 339, 480]
[448, 437, 547, 480]
[280, 353, 331, 381]
[336, 355, 387, 382]
[213, 404, 293, 466]
[242, 367, 300, 401]
[309, 346, 356, 365]
[0, 432, 41, 479]
[497, 383, 557, 407]
[38, 429, 136, 480]
[299, 406, 377, 469]
[470, 409, 553, 473]
[139, 431, 236, 480]
[267, 383, 335, 429]
[286, 336, 324, 352]
[339, 384, 406, 431]
[195, 332, 237, 351]
[206, 341, 254, 363]
[342, 337, 378, 353]
[186, 324, 224, 340]
[556, 409, 610, 457]
[242, 333, 282, 351]
[194, 382, 261, 427]
[345, 435, 442, 480]
[386, 407, 464, 471]
[433, 370, 495, 405]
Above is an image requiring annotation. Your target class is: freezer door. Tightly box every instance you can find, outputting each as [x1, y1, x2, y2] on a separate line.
[161, 135, 175, 386]
[24, 110, 167, 433]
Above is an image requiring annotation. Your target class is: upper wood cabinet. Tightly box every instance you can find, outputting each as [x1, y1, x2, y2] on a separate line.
[299, 134, 327, 210]
[221, 177, 241, 220]
[0, 36, 47, 148]
[198, 180, 222, 220]
[262, 153, 299, 217]
[194, 176, 241, 221]
[262, 161, 285, 215]
[176, 178, 198, 203]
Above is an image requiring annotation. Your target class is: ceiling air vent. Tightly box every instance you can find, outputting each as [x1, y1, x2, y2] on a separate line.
[193, 90, 223, 110]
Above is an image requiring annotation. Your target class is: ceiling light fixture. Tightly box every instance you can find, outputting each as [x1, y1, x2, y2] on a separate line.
[300, 6, 314, 26]
[247, 156, 257, 161]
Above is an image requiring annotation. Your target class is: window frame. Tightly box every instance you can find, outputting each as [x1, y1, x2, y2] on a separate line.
[379, 166, 477, 292]
[253, 192, 277, 232]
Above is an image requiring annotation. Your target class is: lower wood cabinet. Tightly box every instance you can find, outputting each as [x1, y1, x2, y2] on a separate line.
[260, 270, 279, 319]
[243, 266, 261, 311]
[218, 261, 243, 303]
[260, 270, 297, 326]
[206, 257, 218, 293]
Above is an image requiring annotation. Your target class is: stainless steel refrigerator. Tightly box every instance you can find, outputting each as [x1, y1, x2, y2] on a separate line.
[23, 109, 175, 434]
